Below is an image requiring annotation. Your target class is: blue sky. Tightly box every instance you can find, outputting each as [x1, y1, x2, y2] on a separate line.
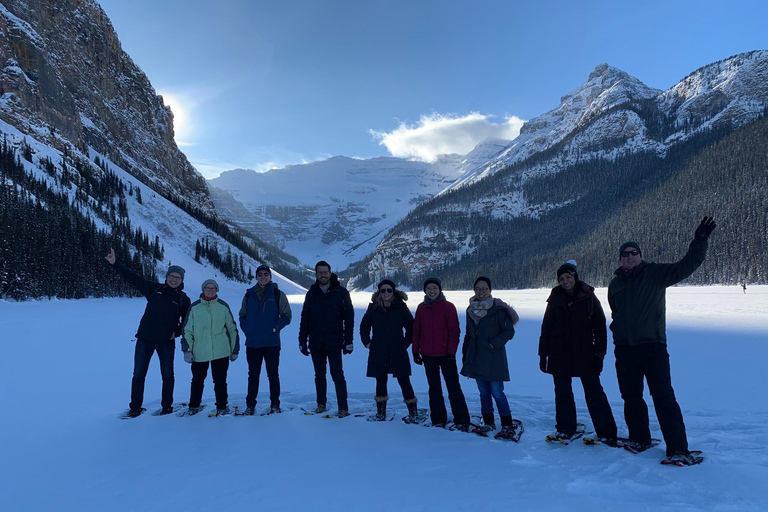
[98, 0, 768, 179]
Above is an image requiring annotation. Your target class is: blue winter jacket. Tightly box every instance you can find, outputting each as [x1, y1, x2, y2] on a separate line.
[239, 282, 292, 348]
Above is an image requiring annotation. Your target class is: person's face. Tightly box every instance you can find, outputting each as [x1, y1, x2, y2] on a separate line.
[558, 273, 576, 293]
[620, 248, 642, 269]
[473, 282, 490, 301]
[379, 285, 394, 303]
[256, 270, 272, 287]
[425, 283, 440, 300]
[166, 273, 182, 289]
[203, 284, 217, 299]
[316, 266, 331, 285]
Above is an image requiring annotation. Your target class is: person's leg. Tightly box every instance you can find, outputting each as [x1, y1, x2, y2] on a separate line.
[553, 375, 577, 435]
[264, 346, 282, 409]
[246, 347, 264, 408]
[475, 378, 494, 414]
[310, 346, 328, 407]
[156, 342, 176, 409]
[189, 361, 209, 408]
[375, 374, 389, 398]
[327, 348, 348, 411]
[645, 345, 688, 456]
[396, 374, 416, 402]
[210, 356, 230, 410]
[581, 375, 618, 439]
[423, 355, 447, 425]
[129, 339, 154, 410]
[440, 356, 470, 425]
[615, 346, 652, 445]
[488, 380, 512, 417]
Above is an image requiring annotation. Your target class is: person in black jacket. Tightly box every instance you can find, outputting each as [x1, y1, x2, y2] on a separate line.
[359, 280, 417, 422]
[608, 217, 716, 465]
[539, 261, 617, 441]
[298, 261, 354, 416]
[105, 248, 191, 417]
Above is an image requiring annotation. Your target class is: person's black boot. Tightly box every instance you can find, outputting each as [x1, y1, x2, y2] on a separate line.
[482, 412, 496, 429]
[374, 395, 388, 421]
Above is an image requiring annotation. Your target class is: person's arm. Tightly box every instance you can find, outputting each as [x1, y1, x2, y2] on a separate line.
[447, 303, 461, 356]
[105, 247, 157, 298]
[662, 217, 715, 287]
[403, 308, 414, 349]
[298, 293, 311, 352]
[223, 302, 240, 357]
[359, 309, 372, 348]
[181, 305, 195, 353]
[276, 290, 292, 331]
[343, 290, 355, 345]
[412, 307, 422, 357]
[590, 296, 608, 355]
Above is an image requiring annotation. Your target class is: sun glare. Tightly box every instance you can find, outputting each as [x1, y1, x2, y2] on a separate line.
[159, 92, 190, 140]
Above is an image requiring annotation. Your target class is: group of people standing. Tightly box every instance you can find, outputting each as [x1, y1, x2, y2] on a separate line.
[107, 216, 715, 466]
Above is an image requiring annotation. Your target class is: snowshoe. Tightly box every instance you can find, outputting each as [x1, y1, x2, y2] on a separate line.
[120, 407, 146, 419]
[661, 450, 704, 467]
[546, 423, 587, 445]
[494, 419, 524, 442]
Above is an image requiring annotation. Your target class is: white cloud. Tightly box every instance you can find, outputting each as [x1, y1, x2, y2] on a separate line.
[370, 112, 525, 162]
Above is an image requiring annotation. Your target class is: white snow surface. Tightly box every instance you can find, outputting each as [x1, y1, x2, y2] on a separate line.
[2, 285, 767, 511]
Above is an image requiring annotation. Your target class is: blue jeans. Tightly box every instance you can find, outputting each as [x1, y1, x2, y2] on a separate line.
[130, 339, 175, 410]
[475, 378, 511, 416]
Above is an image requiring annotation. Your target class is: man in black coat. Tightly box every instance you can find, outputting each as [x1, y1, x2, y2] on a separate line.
[298, 260, 354, 416]
[106, 248, 191, 417]
[607, 217, 715, 464]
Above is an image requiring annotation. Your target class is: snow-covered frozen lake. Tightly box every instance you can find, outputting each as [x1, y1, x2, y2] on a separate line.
[1, 285, 766, 511]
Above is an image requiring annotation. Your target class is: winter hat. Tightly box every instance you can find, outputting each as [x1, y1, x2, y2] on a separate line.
[256, 264, 271, 275]
[619, 241, 642, 258]
[423, 277, 442, 293]
[201, 279, 219, 292]
[473, 276, 492, 291]
[556, 260, 579, 281]
[377, 279, 397, 291]
[166, 265, 185, 280]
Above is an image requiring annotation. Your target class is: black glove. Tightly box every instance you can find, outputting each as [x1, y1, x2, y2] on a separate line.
[694, 216, 716, 241]
[299, 343, 310, 356]
[539, 356, 547, 373]
[413, 353, 423, 365]
[593, 356, 604, 375]
[342, 344, 354, 355]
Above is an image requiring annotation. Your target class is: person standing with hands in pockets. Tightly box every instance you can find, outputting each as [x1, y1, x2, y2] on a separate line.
[105, 248, 190, 418]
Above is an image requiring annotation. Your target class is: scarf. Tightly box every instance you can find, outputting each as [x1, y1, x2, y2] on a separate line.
[468, 295, 494, 324]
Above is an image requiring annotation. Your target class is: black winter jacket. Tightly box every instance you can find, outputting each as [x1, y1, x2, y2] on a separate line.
[608, 239, 707, 346]
[538, 281, 606, 377]
[461, 299, 517, 382]
[359, 290, 414, 378]
[298, 274, 354, 350]
[113, 263, 191, 344]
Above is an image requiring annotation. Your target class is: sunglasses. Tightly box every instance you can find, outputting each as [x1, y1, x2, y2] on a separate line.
[620, 250, 640, 258]
[379, 288, 393, 293]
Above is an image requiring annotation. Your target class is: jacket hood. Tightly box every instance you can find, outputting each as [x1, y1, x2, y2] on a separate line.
[370, 289, 408, 310]
[547, 280, 595, 304]
[492, 297, 520, 325]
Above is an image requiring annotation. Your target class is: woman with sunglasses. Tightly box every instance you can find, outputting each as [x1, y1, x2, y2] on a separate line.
[359, 279, 418, 422]
[460, 276, 519, 439]
[538, 260, 617, 443]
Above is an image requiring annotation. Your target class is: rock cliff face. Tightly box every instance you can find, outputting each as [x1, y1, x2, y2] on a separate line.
[0, 0, 209, 207]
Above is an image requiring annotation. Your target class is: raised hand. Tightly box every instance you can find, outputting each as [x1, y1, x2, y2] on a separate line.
[694, 216, 716, 241]
[105, 247, 116, 265]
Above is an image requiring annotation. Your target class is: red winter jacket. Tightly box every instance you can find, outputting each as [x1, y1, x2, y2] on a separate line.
[412, 298, 461, 357]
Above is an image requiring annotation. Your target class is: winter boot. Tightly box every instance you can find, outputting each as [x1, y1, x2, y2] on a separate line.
[243, 405, 256, 416]
[482, 412, 496, 429]
[314, 404, 327, 414]
[405, 398, 419, 423]
[374, 395, 388, 421]
[496, 414, 516, 437]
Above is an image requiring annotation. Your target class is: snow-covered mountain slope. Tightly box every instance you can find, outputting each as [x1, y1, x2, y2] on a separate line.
[0, 118, 306, 294]
[208, 154, 472, 270]
[348, 51, 768, 288]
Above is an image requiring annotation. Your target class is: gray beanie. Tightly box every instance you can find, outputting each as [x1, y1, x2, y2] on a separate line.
[201, 279, 219, 292]
[166, 265, 185, 280]
[619, 241, 642, 257]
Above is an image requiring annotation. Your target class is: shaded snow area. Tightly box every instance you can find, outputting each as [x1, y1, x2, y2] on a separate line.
[2, 286, 766, 511]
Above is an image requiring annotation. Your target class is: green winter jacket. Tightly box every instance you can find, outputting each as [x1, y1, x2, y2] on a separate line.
[608, 238, 707, 346]
[181, 297, 240, 362]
